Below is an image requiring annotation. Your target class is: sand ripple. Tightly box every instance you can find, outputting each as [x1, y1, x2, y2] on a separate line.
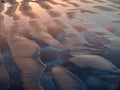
[0, 0, 120, 90]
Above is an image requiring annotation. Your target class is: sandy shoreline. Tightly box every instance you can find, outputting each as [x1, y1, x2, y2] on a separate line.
[0, 0, 120, 90]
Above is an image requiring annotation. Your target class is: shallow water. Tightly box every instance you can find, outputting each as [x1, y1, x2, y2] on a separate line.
[0, 0, 120, 90]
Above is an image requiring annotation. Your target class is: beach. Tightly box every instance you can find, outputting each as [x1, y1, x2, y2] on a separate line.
[0, 0, 120, 90]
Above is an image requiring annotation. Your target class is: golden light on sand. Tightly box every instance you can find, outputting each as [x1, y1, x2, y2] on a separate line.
[29, 2, 44, 14]
[16, 0, 22, 2]
[0, 0, 120, 90]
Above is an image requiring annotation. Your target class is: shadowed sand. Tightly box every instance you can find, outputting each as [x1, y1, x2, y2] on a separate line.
[53, 19, 88, 47]
[69, 55, 120, 74]
[46, 0, 68, 7]
[0, 0, 120, 90]
[94, 6, 117, 11]
[35, 1, 89, 51]
[5, 1, 45, 89]
[19, 0, 39, 19]
[5, 1, 20, 21]
[7, 22, 45, 90]
[65, 11, 120, 50]
[0, 53, 9, 90]
[19, 0, 63, 48]
[0, 2, 4, 36]
[51, 66, 87, 90]
[0, 2, 9, 89]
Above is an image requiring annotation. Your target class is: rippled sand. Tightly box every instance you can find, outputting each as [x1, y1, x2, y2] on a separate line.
[0, 0, 120, 90]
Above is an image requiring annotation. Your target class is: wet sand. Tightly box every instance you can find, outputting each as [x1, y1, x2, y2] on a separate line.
[0, 0, 120, 90]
